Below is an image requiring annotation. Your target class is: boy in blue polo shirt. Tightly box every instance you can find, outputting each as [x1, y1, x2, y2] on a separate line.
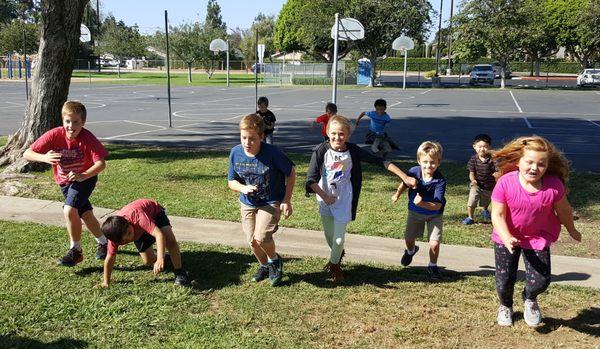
[356, 98, 395, 158]
[392, 141, 446, 279]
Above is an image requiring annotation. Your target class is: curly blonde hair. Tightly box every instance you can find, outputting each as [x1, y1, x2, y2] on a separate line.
[493, 135, 570, 183]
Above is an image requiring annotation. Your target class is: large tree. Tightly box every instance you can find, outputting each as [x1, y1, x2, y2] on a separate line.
[0, 20, 40, 53]
[166, 23, 217, 82]
[453, 0, 528, 88]
[351, 0, 432, 85]
[0, 0, 89, 173]
[273, 0, 351, 62]
[204, 0, 226, 34]
[519, 0, 558, 76]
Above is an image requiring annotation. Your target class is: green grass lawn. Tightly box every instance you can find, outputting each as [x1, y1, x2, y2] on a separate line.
[17, 143, 600, 258]
[71, 71, 260, 86]
[0, 220, 598, 349]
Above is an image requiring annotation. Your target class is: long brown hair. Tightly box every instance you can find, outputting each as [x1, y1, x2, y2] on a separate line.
[493, 135, 570, 183]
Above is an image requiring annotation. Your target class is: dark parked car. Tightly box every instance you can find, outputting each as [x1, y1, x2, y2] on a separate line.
[492, 63, 512, 79]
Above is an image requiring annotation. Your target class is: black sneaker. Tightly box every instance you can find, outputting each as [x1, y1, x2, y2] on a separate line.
[400, 245, 419, 266]
[58, 248, 83, 266]
[428, 265, 442, 280]
[174, 269, 190, 286]
[95, 243, 107, 260]
[251, 265, 269, 282]
[268, 254, 283, 286]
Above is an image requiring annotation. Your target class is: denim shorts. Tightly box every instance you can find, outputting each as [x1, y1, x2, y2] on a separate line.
[60, 176, 98, 217]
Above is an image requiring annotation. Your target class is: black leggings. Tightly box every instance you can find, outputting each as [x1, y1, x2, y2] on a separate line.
[494, 243, 551, 307]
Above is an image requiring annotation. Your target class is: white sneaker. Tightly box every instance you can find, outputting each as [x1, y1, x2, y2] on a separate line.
[523, 299, 542, 327]
[497, 305, 513, 326]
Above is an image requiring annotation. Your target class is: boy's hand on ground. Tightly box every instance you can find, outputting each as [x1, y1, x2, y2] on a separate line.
[95, 282, 109, 289]
[44, 150, 61, 165]
[391, 191, 400, 203]
[280, 201, 293, 219]
[569, 229, 582, 242]
[323, 194, 336, 205]
[241, 185, 257, 195]
[153, 259, 164, 275]
[503, 236, 520, 254]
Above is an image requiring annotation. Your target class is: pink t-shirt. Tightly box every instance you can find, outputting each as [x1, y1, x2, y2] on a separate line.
[315, 113, 330, 137]
[107, 199, 164, 256]
[491, 171, 565, 250]
[30, 127, 108, 185]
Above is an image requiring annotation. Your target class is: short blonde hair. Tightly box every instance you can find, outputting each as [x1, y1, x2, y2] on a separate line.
[239, 113, 264, 136]
[417, 141, 443, 162]
[62, 101, 87, 122]
[326, 115, 353, 135]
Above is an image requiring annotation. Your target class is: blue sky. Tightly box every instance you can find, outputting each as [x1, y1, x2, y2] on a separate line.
[100, 0, 457, 41]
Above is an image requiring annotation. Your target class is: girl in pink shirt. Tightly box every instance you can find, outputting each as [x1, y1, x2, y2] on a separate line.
[491, 136, 581, 327]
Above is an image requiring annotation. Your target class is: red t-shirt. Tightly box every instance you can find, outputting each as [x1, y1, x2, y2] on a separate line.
[315, 113, 330, 137]
[30, 127, 108, 185]
[107, 199, 164, 256]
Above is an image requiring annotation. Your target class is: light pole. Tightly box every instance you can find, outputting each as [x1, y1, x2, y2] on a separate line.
[435, 0, 443, 76]
[446, 0, 454, 75]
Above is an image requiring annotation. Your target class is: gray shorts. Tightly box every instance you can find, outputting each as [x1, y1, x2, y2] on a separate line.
[467, 185, 492, 208]
[405, 210, 443, 242]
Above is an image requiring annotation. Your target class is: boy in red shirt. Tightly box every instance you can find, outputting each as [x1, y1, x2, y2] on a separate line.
[24, 101, 109, 266]
[99, 199, 190, 287]
[312, 102, 337, 140]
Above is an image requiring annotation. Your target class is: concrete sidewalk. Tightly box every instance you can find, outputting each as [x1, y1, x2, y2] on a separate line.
[1, 195, 598, 289]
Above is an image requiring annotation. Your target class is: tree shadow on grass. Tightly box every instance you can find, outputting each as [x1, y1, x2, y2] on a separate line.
[536, 307, 599, 337]
[0, 335, 87, 349]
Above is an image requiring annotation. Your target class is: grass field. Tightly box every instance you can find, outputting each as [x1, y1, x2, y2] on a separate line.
[13, 143, 600, 258]
[0, 220, 598, 349]
[71, 71, 260, 86]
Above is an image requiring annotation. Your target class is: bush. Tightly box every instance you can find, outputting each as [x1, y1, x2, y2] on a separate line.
[424, 70, 437, 78]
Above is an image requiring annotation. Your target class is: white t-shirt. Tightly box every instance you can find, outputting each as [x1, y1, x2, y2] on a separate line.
[317, 148, 353, 224]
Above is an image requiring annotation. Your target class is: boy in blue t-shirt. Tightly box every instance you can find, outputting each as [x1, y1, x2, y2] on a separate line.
[392, 141, 447, 279]
[227, 113, 296, 286]
[356, 99, 394, 158]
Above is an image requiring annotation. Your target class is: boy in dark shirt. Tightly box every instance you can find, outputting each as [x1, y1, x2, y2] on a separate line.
[462, 134, 498, 225]
[256, 96, 276, 144]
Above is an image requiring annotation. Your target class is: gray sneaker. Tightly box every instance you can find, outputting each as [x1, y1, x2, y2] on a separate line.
[497, 305, 513, 326]
[523, 299, 542, 327]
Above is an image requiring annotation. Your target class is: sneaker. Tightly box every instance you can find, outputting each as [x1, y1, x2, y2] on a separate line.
[329, 263, 345, 283]
[173, 269, 190, 286]
[497, 305, 513, 326]
[58, 248, 83, 266]
[251, 265, 269, 282]
[95, 243, 107, 260]
[268, 254, 283, 286]
[461, 217, 475, 225]
[523, 299, 542, 327]
[400, 245, 419, 266]
[481, 210, 492, 221]
[428, 265, 442, 280]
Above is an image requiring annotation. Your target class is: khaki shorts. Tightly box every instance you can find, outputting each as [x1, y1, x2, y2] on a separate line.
[240, 203, 281, 244]
[405, 210, 443, 242]
[467, 185, 492, 208]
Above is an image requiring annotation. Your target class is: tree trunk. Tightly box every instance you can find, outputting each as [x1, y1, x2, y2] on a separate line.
[187, 62, 192, 83]
[0, 0, 88, 173]
[370, 55, 378, 87]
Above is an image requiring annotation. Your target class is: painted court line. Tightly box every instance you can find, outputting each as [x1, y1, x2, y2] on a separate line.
[420, 89, 432, 94]
[588, 119, 600, 128]
[509, 90, 532, 129]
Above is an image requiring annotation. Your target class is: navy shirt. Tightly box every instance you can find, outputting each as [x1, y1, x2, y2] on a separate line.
[407, 166, 447, 215]
[228, 143, 294, 207]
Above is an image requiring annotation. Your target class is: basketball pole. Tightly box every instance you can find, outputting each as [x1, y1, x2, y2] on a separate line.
[226, 40, 230, 87]
[254, 29, 258, 106]
[165, 10, 172, 128]
[331, 13, 340, 104]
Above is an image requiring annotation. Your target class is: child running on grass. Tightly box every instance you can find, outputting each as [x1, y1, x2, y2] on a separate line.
[392, 141, 447, 280]
[99, 199, 190, 287]
[228, 114, 296, 286]
[462, 134, 498, 225]
[306, 115, 416, 283]
[312, 102, 337, 141]
[24, 101, 109, 266]
[491, 136, 581, 327]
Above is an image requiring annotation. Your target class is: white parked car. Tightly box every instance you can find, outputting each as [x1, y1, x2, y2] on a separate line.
[469, 64, 495, 85]
[577, 69, 600, 87]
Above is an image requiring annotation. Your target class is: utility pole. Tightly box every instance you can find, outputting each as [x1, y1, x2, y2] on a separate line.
[447, 0, 454, 75]
[435, 0, 443, 76]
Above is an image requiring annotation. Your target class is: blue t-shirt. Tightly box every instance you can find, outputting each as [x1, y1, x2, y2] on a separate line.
[407, 166, 446, 215]
[228, 143, 294, 207]
[365, 111, 391, 135]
